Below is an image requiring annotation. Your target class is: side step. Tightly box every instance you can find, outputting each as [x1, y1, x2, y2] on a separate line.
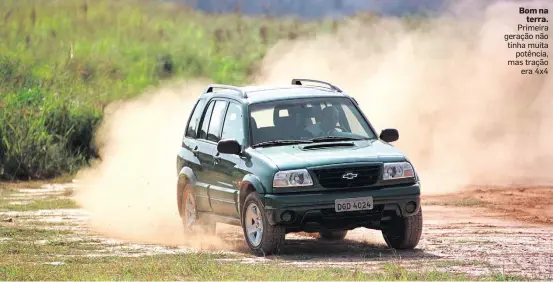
[198, 212, 241, 227]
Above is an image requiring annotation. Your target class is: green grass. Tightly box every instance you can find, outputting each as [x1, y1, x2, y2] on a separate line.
[0, 0, 338, 180]
[0, 198, 79, 211]
[0, 240, 103, 258]
[0, 175, 76, 190]
[0, 187, 79, 210]
[0, 217, 530, 280]
[433, 259, 491, 268]
[0, 252, 522, 281]
[0, 0, 434, 180]
[0, 225, 485, 281]
[13, 220, 78, 228]
[0, 226, 72, 240]
[0, 226, 103, 265]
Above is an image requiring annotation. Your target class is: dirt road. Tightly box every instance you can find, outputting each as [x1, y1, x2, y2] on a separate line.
[217, 188, 553, 278]
[1, 184, 552, 279]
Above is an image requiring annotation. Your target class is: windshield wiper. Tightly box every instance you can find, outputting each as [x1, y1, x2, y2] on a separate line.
[309, 136, 366, 142]
[252, 139, 313, 148]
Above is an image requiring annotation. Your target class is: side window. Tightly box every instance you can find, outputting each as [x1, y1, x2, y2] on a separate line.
[221, 103, 244, 144]
[199, 101, 215, 140]
[184, 99, 206, 139]
[207, 100, 228, 142]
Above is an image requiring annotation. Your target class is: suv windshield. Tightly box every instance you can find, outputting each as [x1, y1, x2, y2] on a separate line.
[249, 97, 376, 146]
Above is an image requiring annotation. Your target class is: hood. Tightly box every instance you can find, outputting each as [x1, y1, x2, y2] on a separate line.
[254, 140, 407, 170]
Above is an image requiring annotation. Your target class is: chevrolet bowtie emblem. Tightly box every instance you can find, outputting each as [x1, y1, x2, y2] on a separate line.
[342, 172, 358, 180]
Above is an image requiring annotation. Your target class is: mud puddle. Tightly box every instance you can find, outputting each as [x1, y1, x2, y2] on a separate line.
[1, 183, 552, 279]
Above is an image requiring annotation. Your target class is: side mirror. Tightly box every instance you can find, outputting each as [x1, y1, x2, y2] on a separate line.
[379, 128, 399, 143]
[217, 139, 242, 155]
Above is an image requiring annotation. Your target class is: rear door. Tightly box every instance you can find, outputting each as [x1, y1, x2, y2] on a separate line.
[210, 101, 247, 217]
[193, 99, 220, 211]
[179, 98, 211, 211]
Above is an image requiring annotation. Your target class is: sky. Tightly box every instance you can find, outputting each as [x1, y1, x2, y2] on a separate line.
[174, 0, 505, 19]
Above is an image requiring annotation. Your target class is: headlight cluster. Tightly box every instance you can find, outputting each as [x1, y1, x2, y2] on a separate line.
[273, 169, 313, 187]
[272, 162, 415, 188]
[383, 162, 415, 180]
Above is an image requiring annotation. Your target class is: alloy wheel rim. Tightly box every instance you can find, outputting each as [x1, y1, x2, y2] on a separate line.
[245, 203, 263, 247]
[185, 193, 197, 230]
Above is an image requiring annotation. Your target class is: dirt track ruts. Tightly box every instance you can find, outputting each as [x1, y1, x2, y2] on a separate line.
[1, 184, 552, 279]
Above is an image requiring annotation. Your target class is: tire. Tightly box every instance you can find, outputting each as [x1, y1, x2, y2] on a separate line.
[319, 230, 348, 240]
[381, 208, 423, 250]
[241, 192, 285, 256]
[179, 185, 215, 235]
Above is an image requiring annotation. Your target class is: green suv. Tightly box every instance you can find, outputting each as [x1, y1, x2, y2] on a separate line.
[176, 79, 422, 256]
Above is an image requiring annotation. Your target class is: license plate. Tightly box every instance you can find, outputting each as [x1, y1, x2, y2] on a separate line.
[335, 197, 373, 212]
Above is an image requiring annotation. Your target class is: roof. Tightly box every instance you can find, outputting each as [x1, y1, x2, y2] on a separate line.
[201, 80, 350, 104]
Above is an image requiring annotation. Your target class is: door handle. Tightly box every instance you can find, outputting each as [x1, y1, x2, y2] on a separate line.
[192, 146, 199, 157]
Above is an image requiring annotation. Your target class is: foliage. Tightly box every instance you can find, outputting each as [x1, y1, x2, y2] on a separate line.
[0, 0, 335, 179]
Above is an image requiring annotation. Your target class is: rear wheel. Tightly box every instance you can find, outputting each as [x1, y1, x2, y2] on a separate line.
[381, 208, 423, 249]
[181, 187, 199, 233]
[179, 185, 215, 235]
[319, 230, 348, 240]
[242, 192, 285, 256]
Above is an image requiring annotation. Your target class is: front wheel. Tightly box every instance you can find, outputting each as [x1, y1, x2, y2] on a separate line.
[242, 192, 285, 256]
[381, 209, 423, 249]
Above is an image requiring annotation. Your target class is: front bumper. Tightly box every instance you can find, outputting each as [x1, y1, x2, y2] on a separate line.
[262, 183, 420, 231]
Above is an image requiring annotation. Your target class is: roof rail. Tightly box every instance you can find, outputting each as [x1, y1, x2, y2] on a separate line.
[204, 84, 247, 98]
[291, 78, 343, 93]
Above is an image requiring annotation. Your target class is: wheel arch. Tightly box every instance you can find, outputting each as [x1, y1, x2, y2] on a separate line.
[238, 174, 267, 216]
[178, 166, 197, 186]
[177, 166, 197, 216]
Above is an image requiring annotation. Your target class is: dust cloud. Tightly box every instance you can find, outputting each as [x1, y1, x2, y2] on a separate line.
[74, 0, 552, 246]
[73, 80, 236, 250]
[254, 0, 553, 195]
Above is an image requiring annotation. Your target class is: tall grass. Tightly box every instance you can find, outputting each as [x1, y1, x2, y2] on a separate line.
[0, 0, 336, 180]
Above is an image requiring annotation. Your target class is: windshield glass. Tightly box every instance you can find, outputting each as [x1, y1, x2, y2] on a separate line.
[249, 97, 376, 146]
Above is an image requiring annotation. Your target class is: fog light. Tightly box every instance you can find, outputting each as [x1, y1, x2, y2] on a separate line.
[281, 211, 294, 223]
[405, 201, 417, 213]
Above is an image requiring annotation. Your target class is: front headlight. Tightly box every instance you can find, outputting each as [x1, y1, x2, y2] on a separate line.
[382, 162, 415, 180]
[273, 169, 313, 187]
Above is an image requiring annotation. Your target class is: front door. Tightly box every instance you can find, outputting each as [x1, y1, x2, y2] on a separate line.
[197, 99, 233, 214]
